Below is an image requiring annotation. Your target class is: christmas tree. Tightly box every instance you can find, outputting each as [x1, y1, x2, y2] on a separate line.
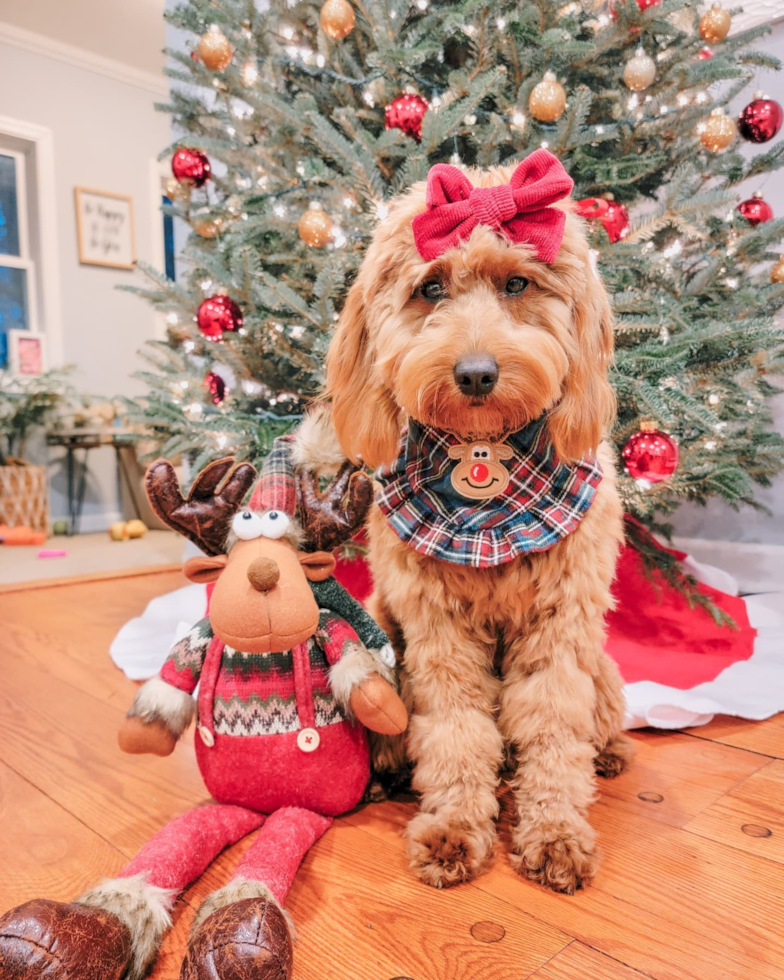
[127, 0, 784, 595]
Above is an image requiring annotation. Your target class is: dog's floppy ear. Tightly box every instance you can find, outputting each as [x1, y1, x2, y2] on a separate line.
[547, 238, 616, 462]
[326, 274, 401, 469]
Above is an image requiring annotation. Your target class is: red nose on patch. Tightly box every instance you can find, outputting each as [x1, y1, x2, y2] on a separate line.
[471, 462, 490, 482]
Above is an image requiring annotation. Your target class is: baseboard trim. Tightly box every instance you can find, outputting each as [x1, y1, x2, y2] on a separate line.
[54, 510, 124, 535]
[0, 21, 168, 97]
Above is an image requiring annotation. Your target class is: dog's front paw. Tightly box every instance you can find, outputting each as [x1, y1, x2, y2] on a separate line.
[511, 821, 597, 894]
[405, 811, 494, 888]
[594, 733, 635, 779]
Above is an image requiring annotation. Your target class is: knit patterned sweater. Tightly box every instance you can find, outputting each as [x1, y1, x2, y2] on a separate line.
[160, 612, 364, 737]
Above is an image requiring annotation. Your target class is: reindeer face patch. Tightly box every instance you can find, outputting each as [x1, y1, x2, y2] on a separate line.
[447, 441, 514, 500]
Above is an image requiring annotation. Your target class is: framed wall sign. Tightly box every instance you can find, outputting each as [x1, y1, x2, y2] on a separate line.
[8, 329, 45, 375]
[74, 187, 136, 270]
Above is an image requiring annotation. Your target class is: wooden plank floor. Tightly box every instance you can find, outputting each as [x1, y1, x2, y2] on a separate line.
[0, 571, 782, 980]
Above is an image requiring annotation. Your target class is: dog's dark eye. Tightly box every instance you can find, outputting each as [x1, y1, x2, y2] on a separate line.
[420, 280, 447, 302]
[505, 277, 529, 295]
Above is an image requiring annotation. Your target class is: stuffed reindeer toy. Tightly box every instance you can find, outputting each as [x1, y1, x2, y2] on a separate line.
[0, 454, 406, 980]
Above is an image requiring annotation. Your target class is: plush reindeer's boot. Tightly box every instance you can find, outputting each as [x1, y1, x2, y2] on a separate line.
[0, 898, 132, 980]
[181, 807, 332, 980]
[181, 891, 293, 980]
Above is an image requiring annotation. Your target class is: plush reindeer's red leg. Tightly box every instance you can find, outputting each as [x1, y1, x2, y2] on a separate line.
[119, 803, 266, 891]
[231, 806, 332, 905]
[181, 808, 331, 980]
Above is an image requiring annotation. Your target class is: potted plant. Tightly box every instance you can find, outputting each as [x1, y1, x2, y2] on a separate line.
[0, 369, 71, 533]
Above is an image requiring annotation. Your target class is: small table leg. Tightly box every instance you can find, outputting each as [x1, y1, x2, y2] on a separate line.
[115, 446, 143, 520]
[73, 449, 89, 535]
[66, 445, 75, 536]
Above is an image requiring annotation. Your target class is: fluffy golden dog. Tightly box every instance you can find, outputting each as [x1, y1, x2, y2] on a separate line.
[324, 165, 632, 894]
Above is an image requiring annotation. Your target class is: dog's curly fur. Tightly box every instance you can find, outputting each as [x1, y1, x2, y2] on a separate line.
[325, 164, 633, 894]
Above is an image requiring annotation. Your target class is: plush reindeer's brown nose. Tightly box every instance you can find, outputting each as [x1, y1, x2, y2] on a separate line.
[247, 557, 280, 592]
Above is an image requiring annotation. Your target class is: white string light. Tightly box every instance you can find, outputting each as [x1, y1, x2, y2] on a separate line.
[663, 239, 682, 258]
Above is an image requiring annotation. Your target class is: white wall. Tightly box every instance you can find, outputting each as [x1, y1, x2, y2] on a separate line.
[0, 38, 170, 529]
[1, 0, 165, 76]
[671, 20, 784, 546]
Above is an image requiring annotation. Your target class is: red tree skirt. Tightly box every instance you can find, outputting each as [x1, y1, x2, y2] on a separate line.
[607, 545, 755, 689]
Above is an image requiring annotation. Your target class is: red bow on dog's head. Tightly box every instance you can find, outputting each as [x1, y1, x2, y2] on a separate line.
[412, 149, 574, 263]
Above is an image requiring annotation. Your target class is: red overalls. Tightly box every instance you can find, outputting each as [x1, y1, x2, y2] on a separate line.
[117, 613, 371, 908]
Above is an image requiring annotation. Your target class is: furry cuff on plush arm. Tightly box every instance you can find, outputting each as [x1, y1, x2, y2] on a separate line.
[126, 676, 196, 739]
[329, 640, 396, 717]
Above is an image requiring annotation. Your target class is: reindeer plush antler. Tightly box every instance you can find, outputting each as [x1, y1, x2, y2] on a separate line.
[296, 461, 374, 552]
[145, 457, 256, 556]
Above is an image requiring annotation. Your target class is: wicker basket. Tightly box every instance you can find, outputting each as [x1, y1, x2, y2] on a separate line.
[0, 462, 50, 533]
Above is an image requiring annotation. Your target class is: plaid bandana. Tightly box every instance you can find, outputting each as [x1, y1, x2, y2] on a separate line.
[376, 417, 602, 568]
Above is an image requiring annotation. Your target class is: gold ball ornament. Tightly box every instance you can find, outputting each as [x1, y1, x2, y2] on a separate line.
[320, 0, 356, 40]
[165, 176, 188, 202]
[192, 210, 224, 238]
[529, 72, 567, 123]
[198, 26, 233, 71]
[699, 4, 731, 43]
[623, 47, 657, 92]
[700, 107, 736, 152]
[298, 203, 333, 247]
[771, 256, 784, 284]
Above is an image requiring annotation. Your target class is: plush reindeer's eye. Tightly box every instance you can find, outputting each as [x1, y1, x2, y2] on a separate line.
[258, 510, 291, 539]
[420, 280, 447, 302]
[505, 277, 529, 295]
[231, 510, 291, 541]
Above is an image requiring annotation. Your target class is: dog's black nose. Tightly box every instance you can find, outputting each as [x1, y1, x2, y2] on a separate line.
[453, 355, 499, 397]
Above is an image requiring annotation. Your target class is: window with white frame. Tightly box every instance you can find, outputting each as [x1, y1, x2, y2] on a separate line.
[0, 146, 37, 368]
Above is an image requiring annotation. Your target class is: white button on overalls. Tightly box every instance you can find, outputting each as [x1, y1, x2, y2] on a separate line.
[297, 727, 320, 753]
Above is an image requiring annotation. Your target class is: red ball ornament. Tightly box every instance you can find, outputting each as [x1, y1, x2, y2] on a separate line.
[602, 200, 630, 243]
[737, 192, 773, 226]
[197, 295, 243, 341]
[737, 97, 783, 144]
[575, 198, 610, 220]
[172, 148, 211, 188]
[609, 0, 660, 21]
[698, 46, 714, 60]
[577, 197, 629, 243]
[385, 93, 429, 142]
[622, 427, 679, 483]
[204, 371, 226, 405]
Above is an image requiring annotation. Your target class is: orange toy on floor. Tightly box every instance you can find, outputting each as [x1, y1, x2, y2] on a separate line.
[0, 525, 47, 546]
